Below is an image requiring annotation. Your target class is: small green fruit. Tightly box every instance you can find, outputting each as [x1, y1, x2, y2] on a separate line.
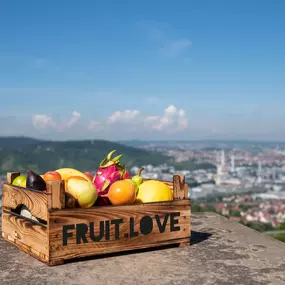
[132, 168, 144, 187]
[12, 175, 27, 186]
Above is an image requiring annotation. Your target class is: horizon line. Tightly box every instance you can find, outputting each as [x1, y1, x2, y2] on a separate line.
[0, 135, 285, 144]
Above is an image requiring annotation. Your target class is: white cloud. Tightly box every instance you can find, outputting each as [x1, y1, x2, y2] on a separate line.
[144, 105, 188, 133]
[4, 101, 285, 140]
[104, 105, 188, 133]
[107, 110, 140, 124]
[28, 105, 188, 138]
[32, 111, 81, 131]
[32, 114, 55, 129]
[67, 111, 81, 128]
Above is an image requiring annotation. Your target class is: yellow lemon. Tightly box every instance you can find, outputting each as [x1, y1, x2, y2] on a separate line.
[136, 180, 173, 203]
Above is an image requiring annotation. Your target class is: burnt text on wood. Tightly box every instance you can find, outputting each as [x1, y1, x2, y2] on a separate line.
[62, 212, 181, 246]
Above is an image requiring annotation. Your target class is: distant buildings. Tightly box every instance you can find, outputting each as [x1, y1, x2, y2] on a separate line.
[215, 150, 241, 186]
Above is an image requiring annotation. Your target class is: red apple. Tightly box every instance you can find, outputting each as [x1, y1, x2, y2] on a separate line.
[43, 171, 62, 181]
[84, 172, 93, 181]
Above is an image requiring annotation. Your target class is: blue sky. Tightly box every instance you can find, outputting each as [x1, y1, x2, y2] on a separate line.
[0, 0, 284, 140]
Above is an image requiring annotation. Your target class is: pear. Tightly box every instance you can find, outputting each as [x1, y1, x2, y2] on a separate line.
[131, 168, 144, 186]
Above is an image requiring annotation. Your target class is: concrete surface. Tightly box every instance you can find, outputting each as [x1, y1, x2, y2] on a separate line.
[1, 212, 285, 285]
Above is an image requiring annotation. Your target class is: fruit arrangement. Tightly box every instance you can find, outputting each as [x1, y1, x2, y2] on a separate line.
[10, 150, 173, 209]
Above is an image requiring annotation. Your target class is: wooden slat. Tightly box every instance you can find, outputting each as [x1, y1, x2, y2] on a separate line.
[48, 238, 190, 265]
[183, 184, 189, 199]
[2, 184, 48, 221]
[173, 174, 186, 199]
[48, 200, 190, 263]
[2, 211, 49, 261]
[46, 180, 65, 210]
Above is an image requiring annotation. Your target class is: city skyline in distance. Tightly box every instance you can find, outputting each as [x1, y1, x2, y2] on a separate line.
[2, 135, 285, 147]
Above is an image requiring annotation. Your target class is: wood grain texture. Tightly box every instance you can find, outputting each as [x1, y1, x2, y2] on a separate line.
[48, 200, 191, 263]
[2, 210, 49, 261]
[173, 174, 186, 199]
[47, 237, 190, 266]
[183, 184, 189, 199]
[2, 184, 48, 221]
[46, 180, 65, 210]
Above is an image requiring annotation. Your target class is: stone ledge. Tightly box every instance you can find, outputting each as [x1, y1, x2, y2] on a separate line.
[0, 212, 285, 285]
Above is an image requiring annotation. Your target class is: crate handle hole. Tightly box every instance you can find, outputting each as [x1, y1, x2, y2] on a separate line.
[10, 204, 47, 225]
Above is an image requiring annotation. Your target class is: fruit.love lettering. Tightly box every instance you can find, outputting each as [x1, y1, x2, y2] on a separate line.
[62, 212, 181, 246]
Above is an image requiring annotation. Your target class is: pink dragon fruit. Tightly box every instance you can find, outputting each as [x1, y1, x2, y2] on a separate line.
[93, 149, 125, 196]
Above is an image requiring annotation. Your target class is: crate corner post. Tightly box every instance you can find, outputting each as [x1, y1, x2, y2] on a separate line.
[6, 172, 21, 184]
[45, 179, 66, 266]
[173, 174, 191, 247]
[46, 180, 65, 210]
[173, 174, 188, 200]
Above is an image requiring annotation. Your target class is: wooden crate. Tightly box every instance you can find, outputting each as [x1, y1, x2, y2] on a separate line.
[1, 172, 191, 266]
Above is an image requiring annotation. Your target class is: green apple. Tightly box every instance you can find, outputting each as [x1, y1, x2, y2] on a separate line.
[20, 179, 26, 187]
[12, 175, 27, 186]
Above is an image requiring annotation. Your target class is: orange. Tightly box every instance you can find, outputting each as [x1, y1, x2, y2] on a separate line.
[108, 180, 136, 206]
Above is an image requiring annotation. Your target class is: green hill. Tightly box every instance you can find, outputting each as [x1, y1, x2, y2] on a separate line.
[0, 136, 43, 149]
[0, 137, 170, 174]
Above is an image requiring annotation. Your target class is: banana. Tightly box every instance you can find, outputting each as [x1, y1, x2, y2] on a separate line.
[54, 168, 88, 181]
[54, 168, 92, 191]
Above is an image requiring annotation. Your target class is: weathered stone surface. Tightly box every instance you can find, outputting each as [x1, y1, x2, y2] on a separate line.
[0, 212, 285, 285]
